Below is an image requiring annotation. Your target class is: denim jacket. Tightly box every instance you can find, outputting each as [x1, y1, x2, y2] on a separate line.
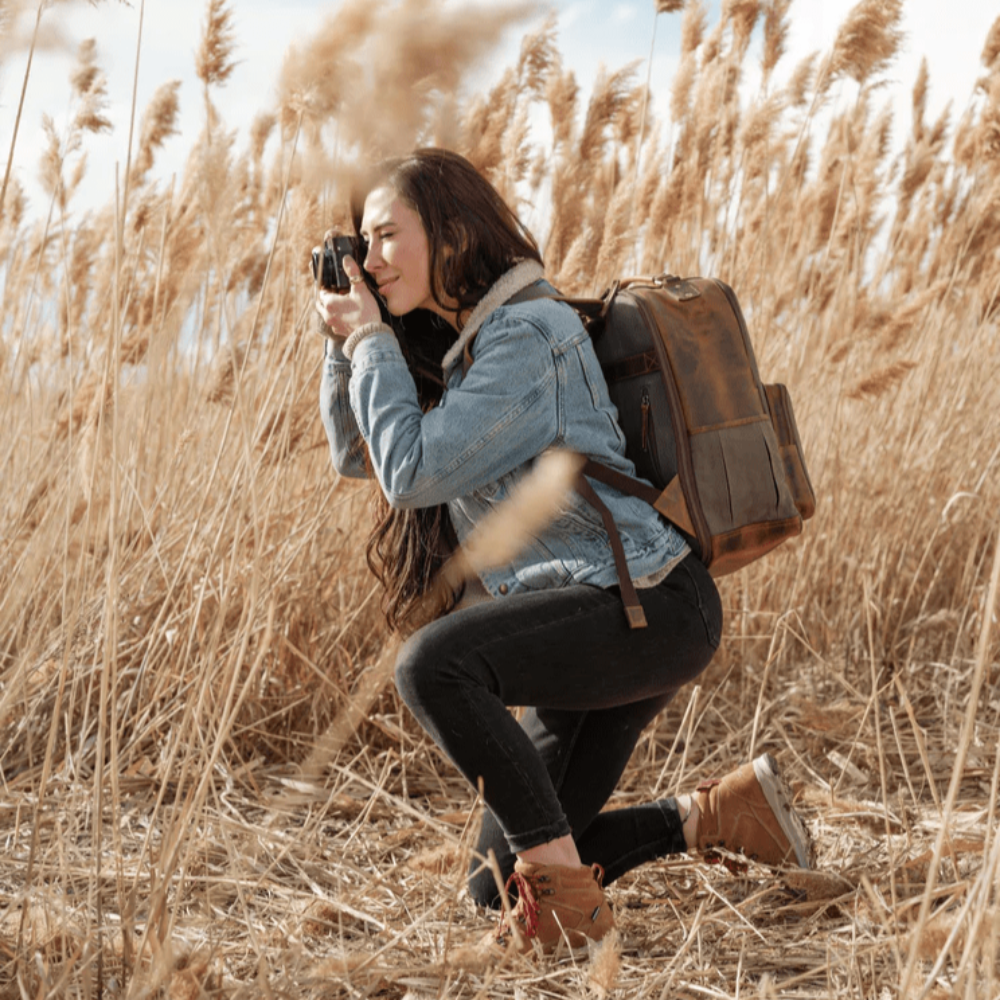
[319, 260, 688, 599]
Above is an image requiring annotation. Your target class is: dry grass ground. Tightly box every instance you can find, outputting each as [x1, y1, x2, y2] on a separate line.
[1, 0, 999, 996]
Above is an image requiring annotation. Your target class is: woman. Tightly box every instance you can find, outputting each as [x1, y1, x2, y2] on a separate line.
[317, 148, 811, 955]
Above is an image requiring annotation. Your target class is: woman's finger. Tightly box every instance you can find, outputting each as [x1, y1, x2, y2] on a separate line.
[343, 254, 365, 286]
[316, 277, 380, 337]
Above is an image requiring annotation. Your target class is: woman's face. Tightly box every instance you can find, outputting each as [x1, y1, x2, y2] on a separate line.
[361, 185, 452, 322]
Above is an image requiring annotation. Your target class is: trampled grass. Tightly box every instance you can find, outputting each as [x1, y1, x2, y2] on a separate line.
[1, 1, 998, 996]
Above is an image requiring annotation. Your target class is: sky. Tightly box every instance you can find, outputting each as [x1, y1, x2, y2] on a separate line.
[0, 0, 996, 224]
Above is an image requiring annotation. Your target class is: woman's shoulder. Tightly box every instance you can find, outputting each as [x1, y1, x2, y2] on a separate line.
[480, 294, 588, 350]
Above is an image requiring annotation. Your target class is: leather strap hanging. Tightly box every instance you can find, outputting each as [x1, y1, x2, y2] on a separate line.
[574, 469, 648, 629]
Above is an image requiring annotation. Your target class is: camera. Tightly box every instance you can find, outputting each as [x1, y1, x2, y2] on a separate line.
[311, 234, 365, 292]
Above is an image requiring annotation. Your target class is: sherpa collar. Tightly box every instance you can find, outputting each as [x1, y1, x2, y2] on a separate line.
[440, 259, 546, 374]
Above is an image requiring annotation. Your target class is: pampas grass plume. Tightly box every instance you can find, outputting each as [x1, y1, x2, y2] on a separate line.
[828, 0, 905, 86]
[196, 0, 238, 88]
[456, 449, 585, 577]
[848, 360, 918, 399]
[134, 81, 181, 179]
[70, 39, 111, 136]
[670, 53, 698, 128]
[579, 63, 641, 166]
[911, 57, 929, 142]
[69, 39, 101, 98]
[725, 0, 760, 52]
[38, 115, 63, 199]
[762, 0, 792, 80]
[787, 51, 817, 107]
[546, 67, 579, 149]
[588, 929, 621, 997]
[680, 0, 708, 56]
[982, 15, 1000, 71]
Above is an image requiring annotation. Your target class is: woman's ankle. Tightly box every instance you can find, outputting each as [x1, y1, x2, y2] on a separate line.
[518, 834, 582, 869]
[677, 794, 701, 850]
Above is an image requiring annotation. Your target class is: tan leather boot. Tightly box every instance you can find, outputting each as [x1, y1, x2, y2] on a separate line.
[482, 860, 614, 955]
[694, 753, 813, 872]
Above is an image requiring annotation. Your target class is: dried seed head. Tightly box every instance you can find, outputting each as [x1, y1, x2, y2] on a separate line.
[196, 0, 238, 88]
[70, 38, 111, 135]
[546, 68, 579, 149]
[579, 62, 642, 165]
[134, 81, 181, 180]
[827, 0, 905, 87]
[250, 112, 277, 163]
[911, 57, 929, 143]
[680, 0, 707, 55]
[278, 0, 534, 161]
[1, 177, 26, 233]
[39, 115, 64, 200]
[671, 55, 697, 126]
[848, 361, 917, 399]
[787, 51, 817, 107]
[982, 15, 1000, 71]
[70, 41, 100, 97]
[517, 14, 558, 97]
[762, 0, 793, 80]
[725, 0, 760, 52]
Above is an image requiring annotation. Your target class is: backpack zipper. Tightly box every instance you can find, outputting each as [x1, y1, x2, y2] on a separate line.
[640, 387, 665, 483]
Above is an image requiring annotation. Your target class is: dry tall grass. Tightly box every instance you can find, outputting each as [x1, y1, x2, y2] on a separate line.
[1, 1, 999, 997]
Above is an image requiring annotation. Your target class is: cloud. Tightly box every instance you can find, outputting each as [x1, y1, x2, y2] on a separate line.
[612, 3, 640, 25]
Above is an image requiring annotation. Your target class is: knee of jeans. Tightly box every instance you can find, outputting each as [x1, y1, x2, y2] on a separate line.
[393, 644, 427, 714]
[393, 630, 453, 714]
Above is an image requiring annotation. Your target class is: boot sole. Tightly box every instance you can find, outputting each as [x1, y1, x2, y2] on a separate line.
[752, 754, 813, 868]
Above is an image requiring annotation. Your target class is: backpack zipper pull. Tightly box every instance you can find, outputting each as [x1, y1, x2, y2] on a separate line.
[641, 388, 651, 451]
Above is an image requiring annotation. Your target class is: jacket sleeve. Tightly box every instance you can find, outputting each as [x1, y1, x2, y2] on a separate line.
[319, 340, 369, 479]
[348, 315, 562, 508]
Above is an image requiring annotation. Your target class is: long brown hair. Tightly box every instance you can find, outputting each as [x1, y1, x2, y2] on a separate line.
[350, 148, 543, 632]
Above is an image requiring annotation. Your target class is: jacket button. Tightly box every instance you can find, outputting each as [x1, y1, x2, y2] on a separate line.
[499, 584, 509, 595]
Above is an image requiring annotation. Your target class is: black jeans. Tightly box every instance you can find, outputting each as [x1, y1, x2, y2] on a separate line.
[394, 553, 723, 907]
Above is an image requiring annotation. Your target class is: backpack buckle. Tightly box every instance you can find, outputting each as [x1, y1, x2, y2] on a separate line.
[659, 275, 702, 301]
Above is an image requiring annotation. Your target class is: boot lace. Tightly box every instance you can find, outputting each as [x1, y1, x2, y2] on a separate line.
[496, 870, 540, 942]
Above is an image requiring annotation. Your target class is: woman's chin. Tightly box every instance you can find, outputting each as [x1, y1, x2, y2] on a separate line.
[383, 293, 413, 316]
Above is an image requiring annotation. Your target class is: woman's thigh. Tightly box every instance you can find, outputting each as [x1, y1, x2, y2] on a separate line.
[395, 554, 721, 717]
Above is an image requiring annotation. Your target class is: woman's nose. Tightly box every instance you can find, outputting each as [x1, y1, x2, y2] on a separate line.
[364, 244, 382, 273]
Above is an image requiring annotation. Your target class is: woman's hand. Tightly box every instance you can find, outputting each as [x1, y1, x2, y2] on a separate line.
[315, 255, 382, 339]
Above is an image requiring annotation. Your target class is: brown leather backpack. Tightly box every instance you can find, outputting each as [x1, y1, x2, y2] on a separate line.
[511, 274, 817, 628]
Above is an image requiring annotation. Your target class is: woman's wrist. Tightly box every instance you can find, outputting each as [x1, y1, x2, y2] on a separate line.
[343, 321, 393, 360]
[318, 314, 347, 343]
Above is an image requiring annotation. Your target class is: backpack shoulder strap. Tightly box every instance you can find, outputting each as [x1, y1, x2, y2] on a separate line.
[574, 470, 648, 629]
[506, 280, 610, 321]
[462, 279, 595, 374]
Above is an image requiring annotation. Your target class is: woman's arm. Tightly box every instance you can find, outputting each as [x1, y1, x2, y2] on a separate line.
[349, 311, 562, 508]
[319, 338, 369, 479]
[316, 262, 383, 479]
